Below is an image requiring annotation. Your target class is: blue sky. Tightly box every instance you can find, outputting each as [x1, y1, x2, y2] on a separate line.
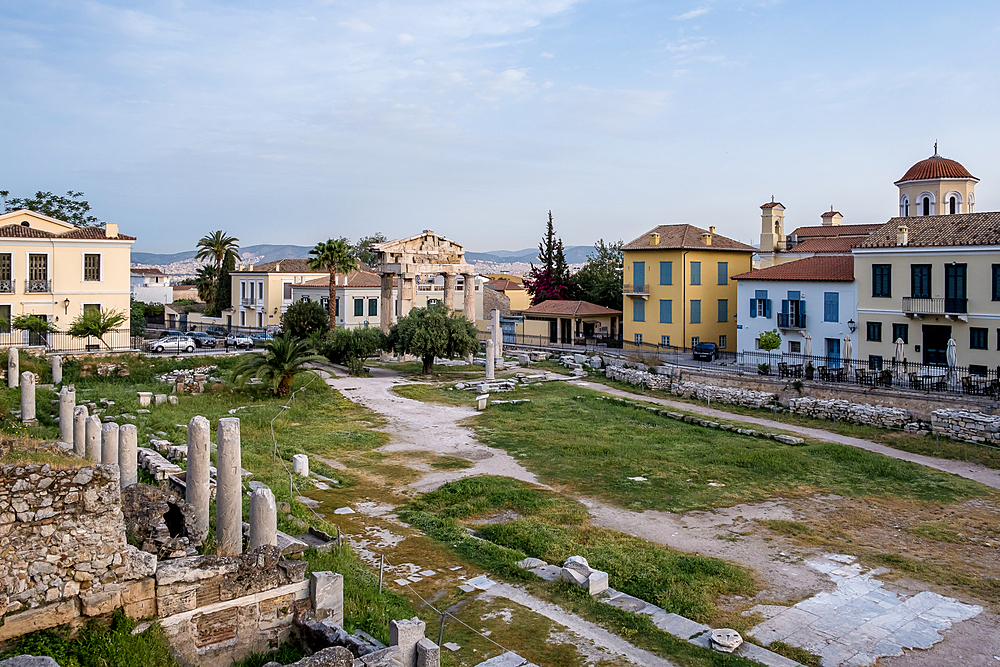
[2, 1, 999, 254]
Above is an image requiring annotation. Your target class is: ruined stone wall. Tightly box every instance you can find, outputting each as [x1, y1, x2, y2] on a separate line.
[787, 397, 912, 429]
[931, 409, 1000, 444]
[482, 287, 510, 318]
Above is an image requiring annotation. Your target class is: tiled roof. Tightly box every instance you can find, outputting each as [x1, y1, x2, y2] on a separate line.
[486, 279, 525, 291]
[131, 267, 165, 275]
[299, 271, 381, 287]
[855, 212, 1000, 249]
[788, 237, 859, 253]
[760, 202, 785, 209]
[233, 258, 324, 274]
[623, 224, 755, 253]
[896, 155, 976, 184]
[788, 223, 881, 238]
[820, 211, 842, 218]
[732, 256, 854, 282]
[519, 300, 622, 317]
[0, 224, 56, 238]
[59, 226, 136, 240]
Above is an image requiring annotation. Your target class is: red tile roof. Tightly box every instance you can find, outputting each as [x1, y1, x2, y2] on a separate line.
[896, 155, 976, 184]
[233, 258, 324, 274]
[788, 237, 859, 253]
[0, 224, 55, 238]
[59, 226, 136, 240]
[788, 223, 881, 238]
[820, 211, 842, 218]
[519, 300, 622, 317]
[760, 202, 785, 209]
[131, 267, 166, 275]
[856, 212, 1000, 248]
[486, 279, 525, 291]
[623, 224, 755, 253]
[732, 256, 854, 282]
[300, 271, 381, 287]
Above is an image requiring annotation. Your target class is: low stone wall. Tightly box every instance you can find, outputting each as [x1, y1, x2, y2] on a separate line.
[787, 397, 912, 429]
[931, 409, 1000, 444]
[605, 366, 777, 408]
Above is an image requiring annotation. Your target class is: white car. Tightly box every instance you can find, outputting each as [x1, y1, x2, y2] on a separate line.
[224, 334, 254, 349]
[151, 336, 195, 353]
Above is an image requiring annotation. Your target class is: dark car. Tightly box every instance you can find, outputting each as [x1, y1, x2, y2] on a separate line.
[158, 329, 185, 339]
[693, 342, 720, 361]
[188, 331, 217, 348]
[206, 326, 227, 337]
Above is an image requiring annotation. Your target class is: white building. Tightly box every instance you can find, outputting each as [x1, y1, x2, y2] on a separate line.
[130, 268, 172, 304]
[733, 256, 858, 366]
[290, 272, 393, 329]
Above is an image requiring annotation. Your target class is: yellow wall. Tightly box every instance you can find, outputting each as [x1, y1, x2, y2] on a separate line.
[228, 271, 324, 328]
[504, 289, 532, 311]
[622, 248, 752, 350]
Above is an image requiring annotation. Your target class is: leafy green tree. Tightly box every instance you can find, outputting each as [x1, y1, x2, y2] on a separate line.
[130, 300, 146, 337]
[353, 232, 387, 268]
[214, 253, 236, 316]
[195, 264, 218, 305]
[572, 239, 623, 310]
[67, 309, 128, 350]
[386, 302, 479, 374]
[10, 315, 57, 346]
[0, 190, 103, 227]
[194, 230, 239, 315]
[231, 333, 325, 396]
[319, 326, 387, 376]
[308, 238, 358, 329]
[282, 300, 330, 339]
[758, 329, 782, 352]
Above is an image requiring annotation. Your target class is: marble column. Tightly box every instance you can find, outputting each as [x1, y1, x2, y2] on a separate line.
[400, 276, 416, 319]
[443, 273, 457, 312]
[85, 415, 101, 462]
[248, 487, 277, 550]
[485, 340, 495, 380]
[216, 417, 243, 556]
[492, 309, 503, 358]
[73, 405, 89, 457]
[51, 355, 62, 384]
[187, 415, 211, 543]
[101, 422, 119, 467]
[118, 424, 138, 488]
[7, 347, 18, 388]
[463, 274, 476, 322]
[390, 618, 427, 667]
[58, 386, 75, 444]
[20, 372, 36, 425]
[380, 275, 395, 333]
[292, 454, 309, 477]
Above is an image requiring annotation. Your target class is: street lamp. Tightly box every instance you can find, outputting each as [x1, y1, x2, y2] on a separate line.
[847, 319, 856, 333]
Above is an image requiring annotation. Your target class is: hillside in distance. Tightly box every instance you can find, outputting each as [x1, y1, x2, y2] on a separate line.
[132, 244, 312, 266]
[465, 245, 593, 264]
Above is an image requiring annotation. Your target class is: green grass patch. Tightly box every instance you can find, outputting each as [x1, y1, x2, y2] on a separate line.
[0, 610, 177, 667]
[231, 641, 305, 667]
[767, 641, 822, 667]
[392, 383, 473, 406]
[761, 520, 814, 538]
[905, 520, 966, 543]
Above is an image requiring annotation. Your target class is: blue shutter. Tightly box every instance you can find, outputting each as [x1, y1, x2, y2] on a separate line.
[659, 299, 672, 323]
[690, 262, 701, 285]
[718, 262, 728, 285]
[824, 292, 839, 322]
[749, 298, 757, 318]
[781, 299, 788, 314]
[633, 299, 645, 322]
[764, 300, 772, 318]
[660, 261, 672, 285]
[787, 291, 800, 300]
[755, 290, 768, 299]
[633, 262, 645, 287]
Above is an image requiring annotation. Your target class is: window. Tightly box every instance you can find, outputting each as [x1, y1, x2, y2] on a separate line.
[283, 282, 293, 300]
[659, 299, 671, 323]
[633, 261, 645, 287]
[368, 298, 378, 317]
[691, 336, 700, 348]
[788, 341, 801, 353]
[718, 335, 727, 349]
[0, 304, 9, 333]
[900, 195, 909, 217]
[823, 292, 839, 322]
[300, 295, 311, 302]
[993, 265, 1000, 301]
[240, 311, 245, 326]
[892, 323, 909, 344]
[872, 264, 891, 297]
[83, 254, 101, 281]
[910, 265, 931, 299]
[634, 333, 642, 344]
[28, 254, 47, 281]
[970, 328, 988, 350]
[661, 335, 670, 346]
[258, 281, 264, 303]
[750, 289, 771, 318]
[335, 298, 340, 317]
[717, 262, 728, 285]
[321, 297, 329, 312]
[950, 196, 957, 215]
[970, 364, 988, 376]
[717, 299, 728, 322]
[83, 304, 101, 317]
[690, 261, 701, 285]
[690, 299, 701, 323]
[659, 261, 672, 285]
[354, 298, 364, 317]
[240, 281, 246, 299]
[945, 263, 967, 312]
[922, 196, 931, 216]
[868, 355, 883, 370]
[633, 298, 645, 322]
[866, 321, 882, 342]
[0, 253, 10, 293]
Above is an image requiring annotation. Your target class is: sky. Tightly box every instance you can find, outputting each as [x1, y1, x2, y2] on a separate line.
[2, 1, 999, 255]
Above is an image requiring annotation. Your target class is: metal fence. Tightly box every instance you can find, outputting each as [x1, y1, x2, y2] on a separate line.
[0, 328, 143, 353]
[477, 330, 622, 352]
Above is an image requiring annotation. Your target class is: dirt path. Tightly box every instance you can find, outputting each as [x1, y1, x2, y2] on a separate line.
[570, 380, 1000, 491]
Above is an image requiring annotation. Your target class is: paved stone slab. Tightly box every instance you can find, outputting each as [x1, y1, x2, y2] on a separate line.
[529, 564, 562, 582]
[650, 611, 711, 639]
[474, 652, 538, 667]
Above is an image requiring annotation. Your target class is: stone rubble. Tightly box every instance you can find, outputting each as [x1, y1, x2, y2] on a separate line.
[931, 408, 1000, 444]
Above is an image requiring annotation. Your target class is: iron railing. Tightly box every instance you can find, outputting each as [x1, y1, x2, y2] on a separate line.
[622, 284, 649, 295]
[777, 313, 806, 329]
[25, 279, 51, 293]
[0, 279, 13, 293]
[0, 328, 142, 353]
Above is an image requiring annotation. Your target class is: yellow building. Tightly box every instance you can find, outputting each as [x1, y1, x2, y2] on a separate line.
[225, 258, 325, 329]
[485, 278, 531, 311]
[622, 225, 754, 351]
[0, 209, 135, 343]
[516, 300, 621, 344]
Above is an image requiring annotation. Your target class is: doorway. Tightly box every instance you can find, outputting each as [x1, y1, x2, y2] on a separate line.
[825, 337, 841, 369]
[922, 325, 951, 366]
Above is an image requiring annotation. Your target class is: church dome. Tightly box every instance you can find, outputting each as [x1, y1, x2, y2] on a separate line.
[896, 150, 976, 184]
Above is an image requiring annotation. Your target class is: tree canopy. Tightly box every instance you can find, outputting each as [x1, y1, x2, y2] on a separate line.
[571, 239, 623, 311]
[230, 333, 324, 396]
[195, 231, 239, 316]
[758, 329, 782, 352]
[386, 302, 479, 374]
[525, 211, 573, 304]
[353, 233, 387, 268]
[67, 309, 127, 349]
[282, 300, 330, 339]
[0, 190, 103, 227]
[309, 238, 358, 328]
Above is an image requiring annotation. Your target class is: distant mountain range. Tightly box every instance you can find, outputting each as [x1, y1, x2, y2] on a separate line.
[132, 244, 596, 267]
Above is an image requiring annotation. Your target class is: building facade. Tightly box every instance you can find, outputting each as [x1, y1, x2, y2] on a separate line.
[757, 201, 880, 268]
[130, 268, 172, 305]
[0, 209, 134, 342]
[289, 271, 395, 329]
[515, 300, 621, 344]
[225, 259, 324, 329]
[733, 256, 858, 363]
[622, 225, 755, 351]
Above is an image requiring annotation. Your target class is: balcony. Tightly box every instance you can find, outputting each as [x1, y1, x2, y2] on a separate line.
[777, 313, 806, 330]
[0, 279, 13, 293]
[240, 297, 257, 307]
[25, 279, 50, 294]
[622, 284, 649, 298]
[902, 297, 968, 318]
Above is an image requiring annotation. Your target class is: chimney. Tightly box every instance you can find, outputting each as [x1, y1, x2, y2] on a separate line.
[896, 225, 909, 246]
[701, 232, 712, 246]
[820, 207, 842, 226]
[105, 222, 118, 238]
[649, 232, 660, 246]
[709, 226, 716, 234]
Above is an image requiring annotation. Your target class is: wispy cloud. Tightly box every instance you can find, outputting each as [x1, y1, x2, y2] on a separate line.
[541, 51, 554, 58]
[339, 18, 374, 33]
[674, 7, 710, 20]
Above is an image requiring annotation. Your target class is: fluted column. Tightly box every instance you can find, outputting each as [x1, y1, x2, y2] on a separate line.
[463, 274, 476, 322]
[443, 273, 457, 312]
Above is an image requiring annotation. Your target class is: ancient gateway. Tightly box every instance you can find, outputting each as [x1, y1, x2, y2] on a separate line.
[374, 230, 477, 332]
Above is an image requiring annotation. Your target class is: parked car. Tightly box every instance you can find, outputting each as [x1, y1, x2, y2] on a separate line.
[206, 326, 228, 337]
[224, 333, 254, 349]
[264, 325, 282, 335]
[151, 336, 195, 353]
[250, 333, 273, 345]
[188, 331, 217, 348]
[158, 329, 185, 339]
[693, 342, 720, 361]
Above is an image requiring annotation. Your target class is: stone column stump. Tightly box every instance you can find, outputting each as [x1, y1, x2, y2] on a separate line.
[248, 486, 277, 550]
[216, 417, 243, 556]
[85, 415, 101, 462]
[58, 386, 75, 444]
[485, 340, 495, 380]
[118, 424, 138, 488]
[390, 617, 427, 667]
[311, 571, 344, 626]
[101, 422, 119, 467]
[187, 415, 211, 543]
[7, 347, 18, 388]
[51, 355, 62, 384]
[20, 371, 36, 425]
[73, 405, 89, 457]
[292, 454, 309, 477]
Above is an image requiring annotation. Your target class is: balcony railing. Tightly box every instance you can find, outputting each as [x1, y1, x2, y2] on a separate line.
[777, 313, 806, 329]
[902, 297, 968, 315]
[240, 297, 257, 307]
[0, 279, 13, 294]
[25, 279, 50, 294]
[622, 284, 650, 296]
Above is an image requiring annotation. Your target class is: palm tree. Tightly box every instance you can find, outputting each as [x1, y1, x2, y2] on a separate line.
[308, 238, 357, 328]
[231, 333, 325, 396]
[195, 231, 239, 311]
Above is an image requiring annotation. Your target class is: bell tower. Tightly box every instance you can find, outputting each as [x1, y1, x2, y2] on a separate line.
[759, 199, 785, 268]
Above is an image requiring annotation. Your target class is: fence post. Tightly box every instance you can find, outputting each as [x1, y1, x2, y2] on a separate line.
[379, 554, 384, 594]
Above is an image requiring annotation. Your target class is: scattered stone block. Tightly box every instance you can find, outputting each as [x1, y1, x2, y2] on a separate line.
[710, 628, 743, 653]
[311, 571, 344, 626]
[292, 453, 309, 477]
[390, 617, 426, 667]
[415, 638, 440, 667]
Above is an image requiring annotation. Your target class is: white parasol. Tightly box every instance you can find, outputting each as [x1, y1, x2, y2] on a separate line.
[842, 334, 852, 371]
[894, 338, 905, 378]
[946, 338, 958, 387]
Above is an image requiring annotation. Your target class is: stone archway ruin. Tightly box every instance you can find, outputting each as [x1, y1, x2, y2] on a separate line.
[373, 230, 477, 332]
